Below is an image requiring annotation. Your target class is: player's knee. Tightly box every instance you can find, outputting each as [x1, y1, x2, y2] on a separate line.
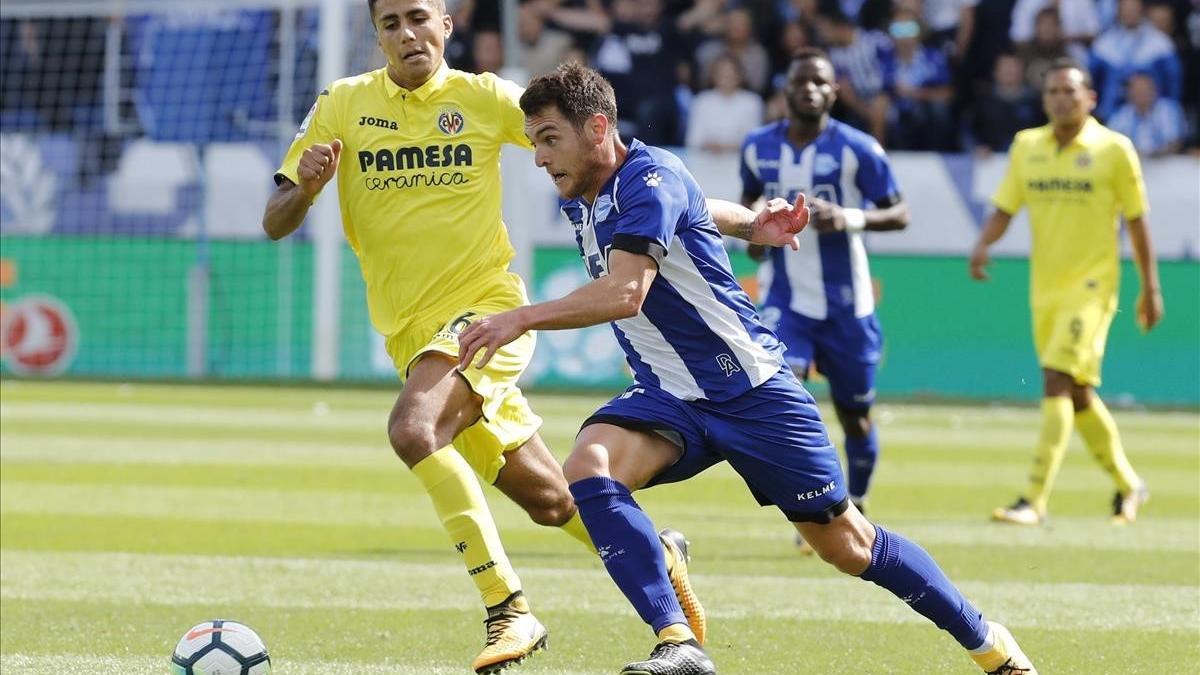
[563, 444, 606, 483]
[840, 409, 872, 439]
[526, 492, 576, 527]
[387, 417, 439, 465]
[816, 539, 873, 575]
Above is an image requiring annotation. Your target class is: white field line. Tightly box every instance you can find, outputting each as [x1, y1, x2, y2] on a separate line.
[2, 480, 1196, 553]
[2, 551, 1197, 632]
[0, 653, 597, 675]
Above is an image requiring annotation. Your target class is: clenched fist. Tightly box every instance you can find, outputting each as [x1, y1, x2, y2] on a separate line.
[297, 139, 343, 197]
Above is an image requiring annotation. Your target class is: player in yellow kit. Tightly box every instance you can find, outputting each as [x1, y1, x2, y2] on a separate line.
[970, 59, 1164, 527]
[261, 1, 704, 672]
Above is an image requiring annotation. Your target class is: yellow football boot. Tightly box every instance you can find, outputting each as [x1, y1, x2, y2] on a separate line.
[471, 591, 548, 674]
[659, 528, 707, 646]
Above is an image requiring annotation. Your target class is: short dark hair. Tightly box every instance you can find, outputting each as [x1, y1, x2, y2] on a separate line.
[519, 62, 618, 132]
[789, 46, 831, 69]
[1044, 57, 1093, 89]
[368, 0, 445, 21]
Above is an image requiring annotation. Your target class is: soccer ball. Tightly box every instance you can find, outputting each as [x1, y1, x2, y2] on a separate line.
[170, 620, 271, 675]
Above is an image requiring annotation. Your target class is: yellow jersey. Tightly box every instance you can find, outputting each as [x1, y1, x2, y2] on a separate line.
[275, 63, 532, 337]
[992, 117, 1148, 305]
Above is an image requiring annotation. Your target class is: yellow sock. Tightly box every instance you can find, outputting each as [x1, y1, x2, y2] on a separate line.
[1076, 396, 1139, 494]
[656, 623, 695, 644]
[1025, 397, 1074, 514]
[411, 447, 521, 608]
[559, 511, 597, 554]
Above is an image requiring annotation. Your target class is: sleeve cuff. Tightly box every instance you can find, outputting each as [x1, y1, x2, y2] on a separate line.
[611, 234, 667, 264]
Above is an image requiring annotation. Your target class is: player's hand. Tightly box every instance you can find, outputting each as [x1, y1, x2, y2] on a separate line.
[751, 194, 809, 250]
[457, 309, 528, 371]
[809, 197, 845, 233]
[1136, 287, 1164, 332]
[968, 243, 990, 281]
[297, 139, 342, 197]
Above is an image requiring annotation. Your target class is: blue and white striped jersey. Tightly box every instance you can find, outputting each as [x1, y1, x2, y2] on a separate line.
[560, 139, 784, 402]
[740, 119, 900, 320]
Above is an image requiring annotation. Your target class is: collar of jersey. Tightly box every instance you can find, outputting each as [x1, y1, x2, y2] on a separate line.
[1043, 116, 1103, 150]
[582, 138, 645, 208]
[383, 61, 450, 101]
[778, 118, 835, 151]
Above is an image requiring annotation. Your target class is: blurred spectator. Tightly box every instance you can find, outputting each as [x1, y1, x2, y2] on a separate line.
[1017, 7, 1089, 92]
[1108, 71, 1188, 155]
[922, 0, 979, 58]
[1010, 0, 1099, 45]
[696, 8, 772, 94]
[1091, 0, 1182, 120]
[1186, 0, 1200, 149]
[676, 0, 725, 38]
[592, 0, 683, 145]
[674, 60, 695, 142]
[1146, 1, 1179, 36]
[779, 0, 825, 26]
[471, 30, 504, 73]
[517, 3, 574, 79]
[770, 19, 819, 85]
[825, 12, 893, 142]
[887, 10, 956, 150]
[686, 53, 765, 153]
[0, 17, 107, 131]
[543, 0, 612, 47]
[819, 0, 895, 31]
[962, 0, 1018, 88]
[972, 51, 1043, 152]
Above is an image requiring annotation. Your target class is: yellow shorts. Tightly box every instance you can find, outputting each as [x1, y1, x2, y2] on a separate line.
[1033, 291, 1117, 387]
[386, 273, 542, 484]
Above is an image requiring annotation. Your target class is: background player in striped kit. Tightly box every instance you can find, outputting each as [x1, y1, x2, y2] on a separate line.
[741, 48, 909, 550]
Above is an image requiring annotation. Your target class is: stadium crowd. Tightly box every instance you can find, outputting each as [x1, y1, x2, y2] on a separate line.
[450, 0, 1197, 155]
[1, 1, 1195, 157]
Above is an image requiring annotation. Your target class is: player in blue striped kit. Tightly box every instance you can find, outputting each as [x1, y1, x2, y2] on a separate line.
[457, 62, 1035, 675]
[741, 48, 910, 551]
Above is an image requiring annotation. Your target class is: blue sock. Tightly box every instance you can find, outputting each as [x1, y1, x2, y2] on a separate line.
[569, 476, 685, 634]
[844, 426, 879, 500]
[859, 526, 989, 650]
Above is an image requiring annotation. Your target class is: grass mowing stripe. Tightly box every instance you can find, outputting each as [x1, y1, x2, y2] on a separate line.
[4, 480, 1196, 553]
[0, 433, 395, 468]
[3, 550, 1196, 632]
[4, 447, 1195, 497]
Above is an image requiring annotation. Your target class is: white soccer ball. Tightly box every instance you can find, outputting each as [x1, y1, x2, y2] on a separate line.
[170, 620, 271, 675]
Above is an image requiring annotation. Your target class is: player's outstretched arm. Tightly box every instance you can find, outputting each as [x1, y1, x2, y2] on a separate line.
[1126, 215, 1164, 331]
[706, 195, 809, 249]
[969, 208, 1013, 281]
[808, 196, 909, 233]
[262, 139, 342, 240]
[457, 251, 657, 370]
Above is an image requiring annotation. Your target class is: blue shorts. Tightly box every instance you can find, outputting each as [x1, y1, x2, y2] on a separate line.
[761, 307, 882, 410]
[582, 369, 850, 523]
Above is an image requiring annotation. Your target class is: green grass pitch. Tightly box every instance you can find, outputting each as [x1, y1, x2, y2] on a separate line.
[1, 381, 1197, 674]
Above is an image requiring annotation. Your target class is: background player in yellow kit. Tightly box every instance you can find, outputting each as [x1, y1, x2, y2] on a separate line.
[970, 58, 1164, 527]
